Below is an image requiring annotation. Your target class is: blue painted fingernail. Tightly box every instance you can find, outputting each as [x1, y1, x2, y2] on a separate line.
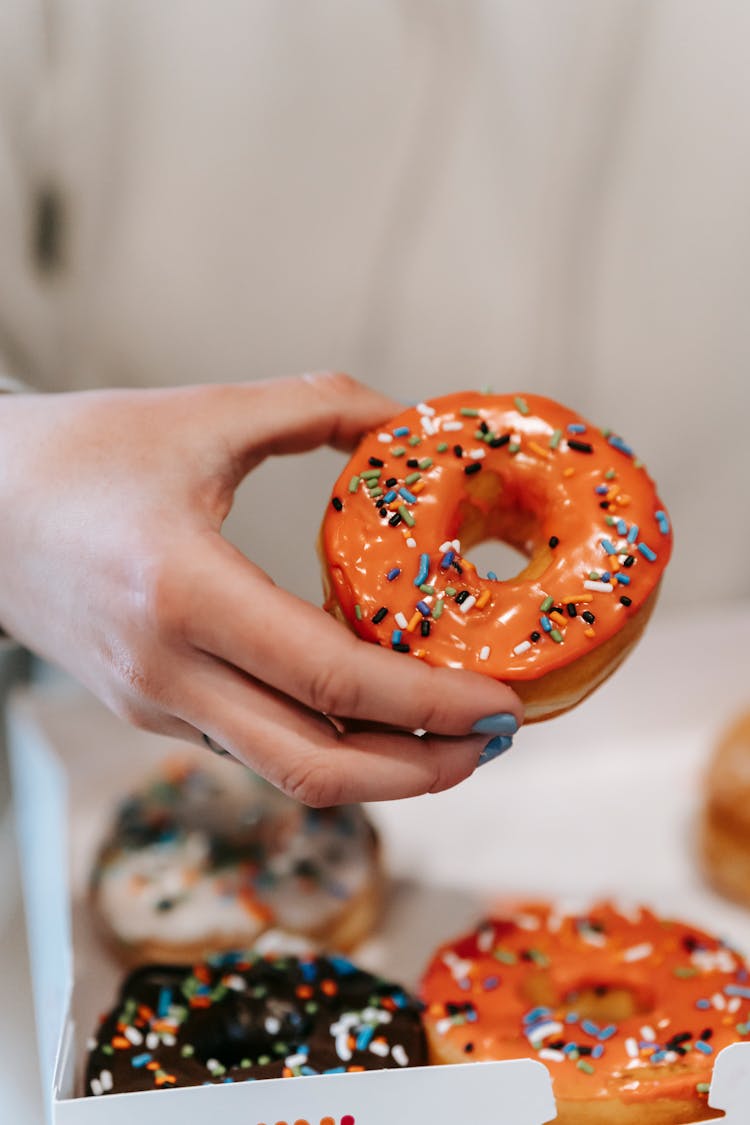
[477, 735, 513, 767]
[471, 712, 518, 736]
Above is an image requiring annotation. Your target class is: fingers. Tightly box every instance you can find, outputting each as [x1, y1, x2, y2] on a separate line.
[187, 536, 524, 737]
[169, 654, 489, 805]
[202, 372, 402, 477]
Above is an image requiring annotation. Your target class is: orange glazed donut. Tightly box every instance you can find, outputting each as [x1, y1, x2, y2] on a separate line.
[701, 710, 750, 908]
[420, 902, 750, 1125]
[320, 392, 673, 720]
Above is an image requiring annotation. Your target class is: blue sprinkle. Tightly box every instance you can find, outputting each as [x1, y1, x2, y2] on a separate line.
[157, 988, 172, 1018]
[131, 1053, 152, 1069]
[540, 615, 552, 632]
[328, 955, 357, 975]
[487, 571, 498, 581]
[391, 629, 403, 645]
[399, 488, 417, 503]
[592, 1044, 604, 1059]
[638, 542, 657, 562]
[595, 485, 608, 495]
[416, 600, 430, 616]
[608, 435, 634, 457]
[616, 519, 628, 536]
[440, 550, 455, 570]
[581, 1019, 600, 1038]
[565, 1012, 579, 1024]
[300, 959, 318, 981]
[356, 1026, 375, 1050]
[458, 977, 472, 991]
[324, 1066, 347, 1075]
[651, 1050, 667, 1063]
[656, 511, 670, 534]
[568, 423, 587, 434]
[627, 524, 639, 544]
[601, 571, 611, 582]
[415, 552, 430, 586]
[301, 1066, 318, 1076]
[563, 1042, 578, 1055]
[615, 573, 631, 585]
[600, 539, 616, 555]
[383, 490, 398, 503]
[696, 999, 711, 1010]
[393, 426, 410, 437]
[523, 1007, 551, 1024]
[726, 984, 750, 999]
[695, 1040, 714, 1055]
[482, 976, 500, 991]
[466, 1008, 478, 1023]
[386, 567, 401, 581]
[598, 1025, 617, 1041]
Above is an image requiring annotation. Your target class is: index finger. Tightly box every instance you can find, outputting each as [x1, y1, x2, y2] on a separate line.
[187, 537, 524, 737]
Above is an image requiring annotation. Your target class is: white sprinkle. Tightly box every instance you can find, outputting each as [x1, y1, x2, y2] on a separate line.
[729, 997, 742, 1013]
[443, 951, 473, 981]
[513, 640, 531, 656]
[362, 1007, 391, 1024]
[538, 1049, 565, 1063]
[124, 1027, 143, 1046]
[377, 432, 392, 443]
[422, 417, 438, 436]
[405, 537, 417, 548]
[413, 727, 427, 737]
[285, 1053, 307, 1068]
[161, 1033, 176, 1047]
[206, 1059, 220, 1070]
[625, 1037, 639, 1058]
[369, 1038, 390, 1057]
[417, 402, 436, 416]
[581, 930, 606, 947]
[87, 1038, 97, 1051]
[436, 1017, 454, 1035]
[336, 1032, 353, 1061]
[663, 1051, 679, 1064]
[469, 448, 486, 460]
[459, 595, 477, 614]
[394, 612, 408, 629]
[623, 943, 653, 963]
[479, 645, 491, 661]
[392, 1044, 409, 1067]
[452, 539, 461, 552]
[265, 1017, 281, 1035]
[526, 1021, 564, 1044]
[90, 1079, 103, 1097]
[443, 420, 463, 431]
[439, 540, 452, 552]
[712, 992, 727, 1011]
[100, 1070, 113, 1092]
[146, 1033, 159, 1050]
[516, 913, 541, 931]
[583, 580, 614, 593]
[225, 974, 246, 991]
[477, 925, 494, 952]
[640, 1026, 656, 1042]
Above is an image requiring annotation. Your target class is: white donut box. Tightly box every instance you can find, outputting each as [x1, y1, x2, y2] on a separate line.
[10, 602, 750, 1125]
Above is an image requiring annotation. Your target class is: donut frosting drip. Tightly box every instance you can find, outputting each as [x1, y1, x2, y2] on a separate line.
[93, 761, 377, 946]
[86, 953, 426, 1095]
[420, 903, 750, 1106]
[322, 393, 672, 681]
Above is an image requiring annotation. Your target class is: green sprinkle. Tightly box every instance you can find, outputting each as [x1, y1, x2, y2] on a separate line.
[408, 434, 421, 446]
[605, 469, 616, 480]
[673, 966, 698, 979]
[509, 442, 521, 454]
[514, 396, 529, 415]
[418, 457, 433, 470]
[550, 629, 564, 643]
[102, 1045, 114, 1056]
[398, 504, 415, 527]
[445, 586, 456, 597]
[589, 571, 600, 580]
[432, 599, 444, 619]
[258, 1054, 271, 1066]
[304, 1002, 318, 1014]
[419, 584, 435, 594]
[361, 468, 381, 480]
[540, 595, 554, 612]
[474, 429, 487, 441]
[460, 407, 480, 417]
[528, 949, 549, 966]
[577, 1060, 595, 1075]
[240, 1058, 252, 1068]
[405, 472, 421, 485]
[436, 442, 449, 453]
[480, 385, 494, 395]
[273, 1042, 288, 1056]
[493, 948, 517, 965]
[348, 475, 360, 492]
[602, 427, 613, 437]
[181, 1044, 195, 1058]
[391, 446, 406, 457]
[605, 516, 616, 526]
[354, 604, 363, 621]
[368, 487, 384, 498]
[634, 459, 644, 469]
[696, 1083, 711, 1095]
[549, 428, 562, 450]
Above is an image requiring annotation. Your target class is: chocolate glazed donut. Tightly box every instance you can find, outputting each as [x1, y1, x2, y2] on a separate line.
[86, 953, 427, 1095]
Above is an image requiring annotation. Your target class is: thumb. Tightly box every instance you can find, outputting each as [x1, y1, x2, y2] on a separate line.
[211, 372, 401, 471]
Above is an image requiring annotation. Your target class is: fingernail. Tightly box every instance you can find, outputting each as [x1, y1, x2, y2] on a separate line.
[471, 712, 519, 736]
[477, 735, 513, 767]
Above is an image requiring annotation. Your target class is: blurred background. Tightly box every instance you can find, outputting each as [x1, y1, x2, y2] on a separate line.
[2, 0, 750, 1119]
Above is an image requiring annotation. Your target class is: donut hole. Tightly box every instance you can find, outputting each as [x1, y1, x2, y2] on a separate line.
[188, 993, 313, 1069]
[457, 471, 554, 582]
[522, 974, 655, 1022]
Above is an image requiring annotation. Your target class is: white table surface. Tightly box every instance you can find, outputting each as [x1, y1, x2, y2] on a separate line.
[2, 599, 750, 1122]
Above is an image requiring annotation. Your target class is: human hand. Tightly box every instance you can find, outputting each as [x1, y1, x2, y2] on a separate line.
[0, 374, 522, 803]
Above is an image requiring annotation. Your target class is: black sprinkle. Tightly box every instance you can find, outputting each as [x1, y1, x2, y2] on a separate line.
[453, 444, 464, 458]
[594, 985, 608, 996]
[489, 433, 511, 448]
[369, 456, 384, 467]
[701, 1028, 713, 1041]
[549, 1039, 566, 1051]
[599, 501, 610, 509]
[385, 477, 398, 487]
[393, 642, 411, 653]
[376, 498, 386, 508]
[420, 619, 431, 637]
[455, 590, 470, 605]
[372, 607, 388, 624]
[480, 420, 489, 433]
[623, 555, 635, 568]
[379, 508, 389, 518]
[452, 560, 463, 574]
[530, 631, 541, 642]
[406, 458, 420, 469]
[578, 1045, 593, 1056]
[464, 462, 482, 476]
[552, 605, 564, 615]
[567, 439, 594, 453]
[389, 513, 402, 526]
[548, 536, 560, 549]
[582, 611, 596, 625]
[156, 898, 175, 912]
[684, 936, 699, 953]
[667, 1032, 692, 1048]
[463, 1042, 475, 1054]
[620, 596, 632, 607]
[331, 496, 343, 511]
[566, 603, 577, 617]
